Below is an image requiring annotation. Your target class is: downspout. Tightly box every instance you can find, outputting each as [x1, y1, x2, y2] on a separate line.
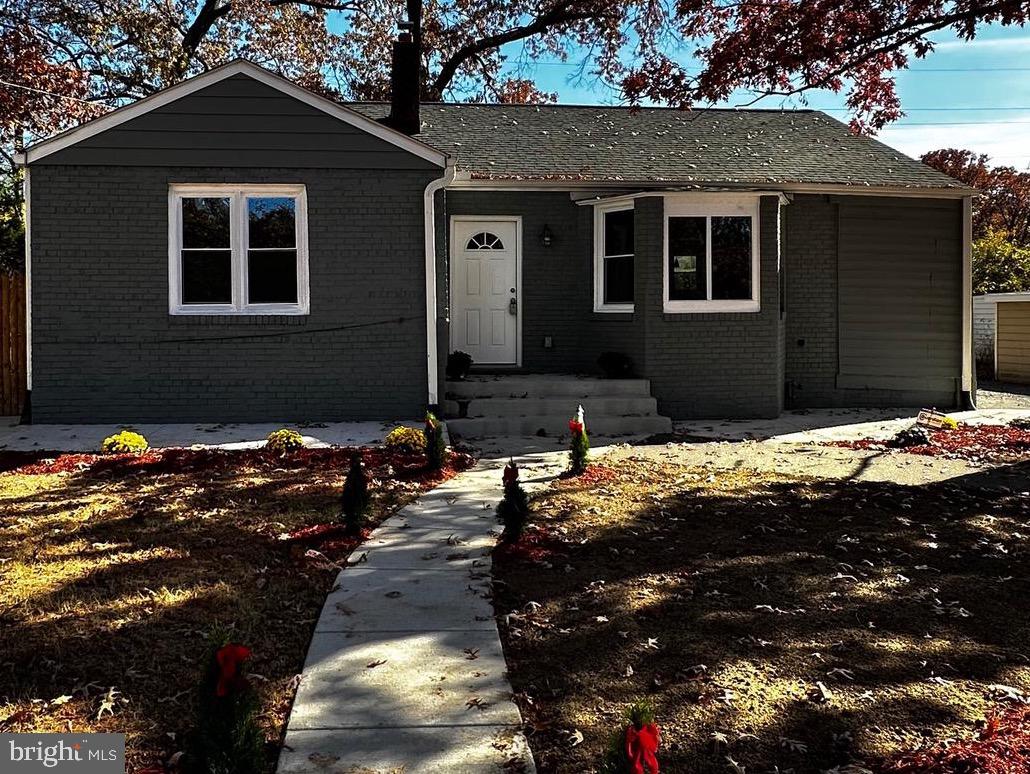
[961, 194, 975, 410]
[18, 157, 32, 422]
[424, 162, 456, 408]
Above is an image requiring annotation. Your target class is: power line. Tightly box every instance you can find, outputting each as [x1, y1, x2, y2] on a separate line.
[0, 77, 96, 104]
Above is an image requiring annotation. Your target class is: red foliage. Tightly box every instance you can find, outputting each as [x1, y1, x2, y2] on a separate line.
[878, 704, 1030, 774]
[922, 149, 1030, 244]
[1, 446, 475, 480]
[493, 524, 566, 564]
[831, 424, 1030, 463]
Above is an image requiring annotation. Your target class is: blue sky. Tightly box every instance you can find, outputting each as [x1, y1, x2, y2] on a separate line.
[493, 23, 1030, 168]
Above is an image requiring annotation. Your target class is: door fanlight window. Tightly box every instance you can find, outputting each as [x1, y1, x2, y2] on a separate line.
[466, 232, 505, 250]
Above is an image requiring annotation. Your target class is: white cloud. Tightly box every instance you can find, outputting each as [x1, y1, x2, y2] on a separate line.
[931, 35, 1030, 50]
[878, 116, 1030, 168]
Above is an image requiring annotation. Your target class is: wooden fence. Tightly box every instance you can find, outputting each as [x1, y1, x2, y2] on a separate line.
[0, 272, 26, 417]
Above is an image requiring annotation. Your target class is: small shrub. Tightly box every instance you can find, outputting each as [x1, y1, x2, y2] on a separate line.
[101, 429, 148, 454]
[496, 459, 530, 543]
[597, 351, 635, 379]
[1010, 417, 1030, 431]
[568, 405, 590, 475]
[187, 633, 265, 774]
[891, 425, 933, 448]
[384, 425, 426, 454]
[600, 700, 660, 774]
[266, 428, 304, 453]
[446, 350, 473, 380]
[341, 454, 370, 534]
[424, 412, 447, 470]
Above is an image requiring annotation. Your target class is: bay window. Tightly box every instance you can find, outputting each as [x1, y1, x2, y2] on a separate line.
[664, 195, 760, 313]
[594, 204, 635, 312]
[169, 184, 309, 315]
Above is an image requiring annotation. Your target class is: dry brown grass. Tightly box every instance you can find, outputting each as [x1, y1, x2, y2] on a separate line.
[493, 456, 1030, 773]
[0, 448, 465, 772]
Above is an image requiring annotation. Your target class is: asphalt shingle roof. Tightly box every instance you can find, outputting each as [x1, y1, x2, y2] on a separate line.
[349, 102, 964, 190]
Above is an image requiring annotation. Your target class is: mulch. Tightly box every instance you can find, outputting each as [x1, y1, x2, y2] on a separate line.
[830, 423, 1030, 464]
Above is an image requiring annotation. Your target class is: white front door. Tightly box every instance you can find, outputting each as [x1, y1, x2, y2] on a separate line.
[451, 218, 520, 365]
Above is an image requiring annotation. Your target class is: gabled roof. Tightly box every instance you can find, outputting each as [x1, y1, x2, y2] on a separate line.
[17, 60, 448, 168]
[348, 102, 968, 191]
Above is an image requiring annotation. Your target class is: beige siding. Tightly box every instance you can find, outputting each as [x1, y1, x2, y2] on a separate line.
[997, 302, 1030, 384]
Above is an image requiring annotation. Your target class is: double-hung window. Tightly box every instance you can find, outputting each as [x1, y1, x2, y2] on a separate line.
[664, 195, 760, 313]
[593, 204, 635, 312]
[169, 184, 309, 315]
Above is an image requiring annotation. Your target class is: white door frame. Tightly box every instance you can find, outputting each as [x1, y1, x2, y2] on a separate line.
[449, 215, 523, 367]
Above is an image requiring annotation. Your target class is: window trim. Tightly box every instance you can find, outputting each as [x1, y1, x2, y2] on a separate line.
[663, 194, 761, 314]
[593, 202, 635, 313]
[168, 183, 309, 316]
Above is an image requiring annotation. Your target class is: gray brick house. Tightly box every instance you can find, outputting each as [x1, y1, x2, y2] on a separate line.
[16, 60, 975, 425]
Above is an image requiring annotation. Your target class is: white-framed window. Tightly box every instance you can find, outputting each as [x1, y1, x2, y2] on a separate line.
[593, 203, 635, 312]
[663, 194, 760, 313]
[168, 184, 309, 315]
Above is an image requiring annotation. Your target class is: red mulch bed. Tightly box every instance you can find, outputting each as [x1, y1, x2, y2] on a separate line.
[830, 423, 1030, 463]
[878, 704, 1030, 773]
[0, 445, 475, 480]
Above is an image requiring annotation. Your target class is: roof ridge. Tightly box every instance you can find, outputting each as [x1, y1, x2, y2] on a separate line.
[345, 100, 819, 114]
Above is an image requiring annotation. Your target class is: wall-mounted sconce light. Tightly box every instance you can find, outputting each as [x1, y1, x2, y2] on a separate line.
[539, 224, 554, 247]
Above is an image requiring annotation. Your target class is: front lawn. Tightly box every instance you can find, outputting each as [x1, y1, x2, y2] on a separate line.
[0, 446, 471, 772]
[493, 454, 1030, 773]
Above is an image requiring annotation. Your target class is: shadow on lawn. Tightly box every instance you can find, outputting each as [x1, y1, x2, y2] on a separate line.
[494, 459, 1030, 773]
[0, 456, 406, 772]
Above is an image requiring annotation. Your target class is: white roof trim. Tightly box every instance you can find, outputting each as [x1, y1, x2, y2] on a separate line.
[18, 59, 448, 168]
[976, 291, 1030, 302]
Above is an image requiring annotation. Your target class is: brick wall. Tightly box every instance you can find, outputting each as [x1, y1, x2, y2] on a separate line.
[639, 195, 785, 419]
[30, 164, 439, 423]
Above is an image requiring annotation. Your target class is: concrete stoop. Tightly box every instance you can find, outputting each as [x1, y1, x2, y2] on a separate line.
[443, 374, 673, 438]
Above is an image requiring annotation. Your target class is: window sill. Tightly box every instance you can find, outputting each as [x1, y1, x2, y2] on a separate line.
[662, 300, 760, 314]
[170, 306, 308, 317]
[593, 304, 635, 314]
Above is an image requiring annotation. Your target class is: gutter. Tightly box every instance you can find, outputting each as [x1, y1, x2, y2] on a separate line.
[424, 161, 457, 407]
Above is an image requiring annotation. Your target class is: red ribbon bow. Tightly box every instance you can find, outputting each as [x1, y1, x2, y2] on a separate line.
[502, 459, 519, 486]
[215, 643, 251, 697]
[625, 723, 660, 774]
[568, 419, 584, 435]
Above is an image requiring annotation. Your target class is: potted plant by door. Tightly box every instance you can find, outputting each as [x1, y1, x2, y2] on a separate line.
[447, 350, 474, 380]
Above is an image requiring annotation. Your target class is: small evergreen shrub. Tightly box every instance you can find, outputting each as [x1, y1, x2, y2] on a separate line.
[496, 459, 530, 543]
[891, 425, 933, 448]
[446, 350, 473, 380]
[424, 412, 447, 470]
[341, 454, 370, 534]
[265, 428, 304, 453]
[384, 425, 426, 454]
[600, 700, 660, 774]
[101, 430, 148, 454]
[568, 405, 590, 475]
[597, 351, 635, 379]
[187, 633, 265, 774]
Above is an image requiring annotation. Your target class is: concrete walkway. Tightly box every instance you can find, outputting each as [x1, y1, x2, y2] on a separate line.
[674, 406, 1030, 443]
[278, 450, 568, 774]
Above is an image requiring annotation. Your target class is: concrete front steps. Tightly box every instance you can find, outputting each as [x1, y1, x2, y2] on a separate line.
[443, 374, 672, 438]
